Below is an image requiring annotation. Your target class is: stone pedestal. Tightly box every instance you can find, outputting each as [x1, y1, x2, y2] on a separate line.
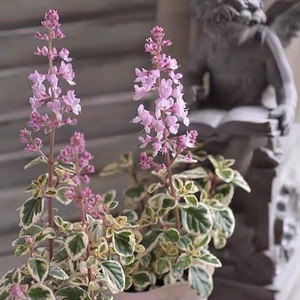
[194, 122, 300, 300]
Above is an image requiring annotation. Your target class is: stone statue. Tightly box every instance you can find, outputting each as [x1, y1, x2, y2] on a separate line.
[186, 1, 300, 297]
[188, 0, 300, 135]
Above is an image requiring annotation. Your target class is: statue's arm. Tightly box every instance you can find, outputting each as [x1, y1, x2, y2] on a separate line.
[264, 30, 297, 134]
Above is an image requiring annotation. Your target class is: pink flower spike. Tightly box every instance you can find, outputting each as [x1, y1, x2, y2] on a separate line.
[151, 26, 165, 40]
[42, 9, 60, 29]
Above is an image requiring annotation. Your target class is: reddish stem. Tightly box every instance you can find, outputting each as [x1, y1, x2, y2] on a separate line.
[47, 29, 55, 260]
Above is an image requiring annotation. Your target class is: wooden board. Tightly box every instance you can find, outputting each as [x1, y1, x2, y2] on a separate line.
[0, 54, 150, 113]
[0, 16, 154, 69]
[0, 0, 156, 29]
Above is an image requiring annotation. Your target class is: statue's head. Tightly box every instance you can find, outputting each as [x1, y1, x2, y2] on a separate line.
[191, 0, 266, 25]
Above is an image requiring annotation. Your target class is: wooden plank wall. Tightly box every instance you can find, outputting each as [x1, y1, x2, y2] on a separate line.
[0, 0, 157, 273]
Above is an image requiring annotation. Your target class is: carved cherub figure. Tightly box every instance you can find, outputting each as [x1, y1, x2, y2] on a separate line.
[188, 0, 300, 135]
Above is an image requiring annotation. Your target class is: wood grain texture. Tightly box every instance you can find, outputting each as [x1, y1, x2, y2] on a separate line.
[0, 17, 154, 69]
[0, 0, 156, 29]
[0, 54, 149, 113]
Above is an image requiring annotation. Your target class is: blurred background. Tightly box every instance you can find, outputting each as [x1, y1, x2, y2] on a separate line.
[0, 1, 300, 297]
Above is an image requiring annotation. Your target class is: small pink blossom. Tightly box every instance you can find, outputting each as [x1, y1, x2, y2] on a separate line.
[62, 90, 81, 115]
[29, 97, 43, 111]
[10, 284, 24, 299]
[138, 135, 152, 148]
[41, 9, 60, 29]
[47, 99, 62, 121]
[29, 71, 46, 86]
[59, 48, 72, 62]
[133, 85, 148, 101]
[140, 152, 151, 169]
[132, 104, 153, 134]
[58, 61, 75, 85]
[166, 115, 179, 134]
[158, 79, 173, 100]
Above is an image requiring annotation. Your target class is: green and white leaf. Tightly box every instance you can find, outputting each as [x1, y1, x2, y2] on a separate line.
[100, 162, 121, 176]
[122, 209, 138, 224]
[188, 265, 213, 298]
[176, 254, 192, 270]
[154, 257, 171, 275]
[28, 283, 55, 300]
[147, 193, 165, 209]
[213, 207, 235, 238]
[163, 228, 180, 243]
[55, 187, 72, 205]
[120, 152, 133, 167]
[24, 156, 47, 170]
[0, 269, 14, 287]
[65, 232, 88, 261]
[27, 257, 48, 283]
[178, 167, 208, 179]
[124, 186, 146, 202]
[20, 197, 44, 229]
[214, 184, 234, 206]
[199, 250, 222, 267]
[52, 248, 68, 263]
[0, 289, 9, 300]
[100, 260, 125, 294]
[232, 170, 251, 192]
[181, 204, 213, 235]
[184, 194, 198, 207]
[147, 182, 162, 194]
[140, 229, 163, 255]
[15, 244, 28, 257]
[177, 235, 193, 251]
[194, 235, 210, 248]
[208, 199, 226, 211]
[113, 230, 135, 257]
[48, 265, 69, 280]
[55, 286, 86, 300]
[213, 234, 227, 249]
[103, 190, 116, 204]
[207, 154, 224, 169]
[215, 168, 234, 183]
[132, 271, 152, 289]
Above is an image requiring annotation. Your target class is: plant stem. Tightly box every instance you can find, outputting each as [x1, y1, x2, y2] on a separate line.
[76, 162, 94, 299]
[165, 150, 180, 231]
[47, 29, 55, 261]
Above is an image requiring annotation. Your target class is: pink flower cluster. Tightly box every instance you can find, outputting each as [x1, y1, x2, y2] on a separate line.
[60, 132, 94, 184]
[132, 26, 198, 169]
[20, 9, 81, 151]
[60, 132, 104, 219]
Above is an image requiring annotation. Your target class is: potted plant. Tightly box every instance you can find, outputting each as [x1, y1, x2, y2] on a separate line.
[0, 10, 143, 300]
[100, 27, 251, 299]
